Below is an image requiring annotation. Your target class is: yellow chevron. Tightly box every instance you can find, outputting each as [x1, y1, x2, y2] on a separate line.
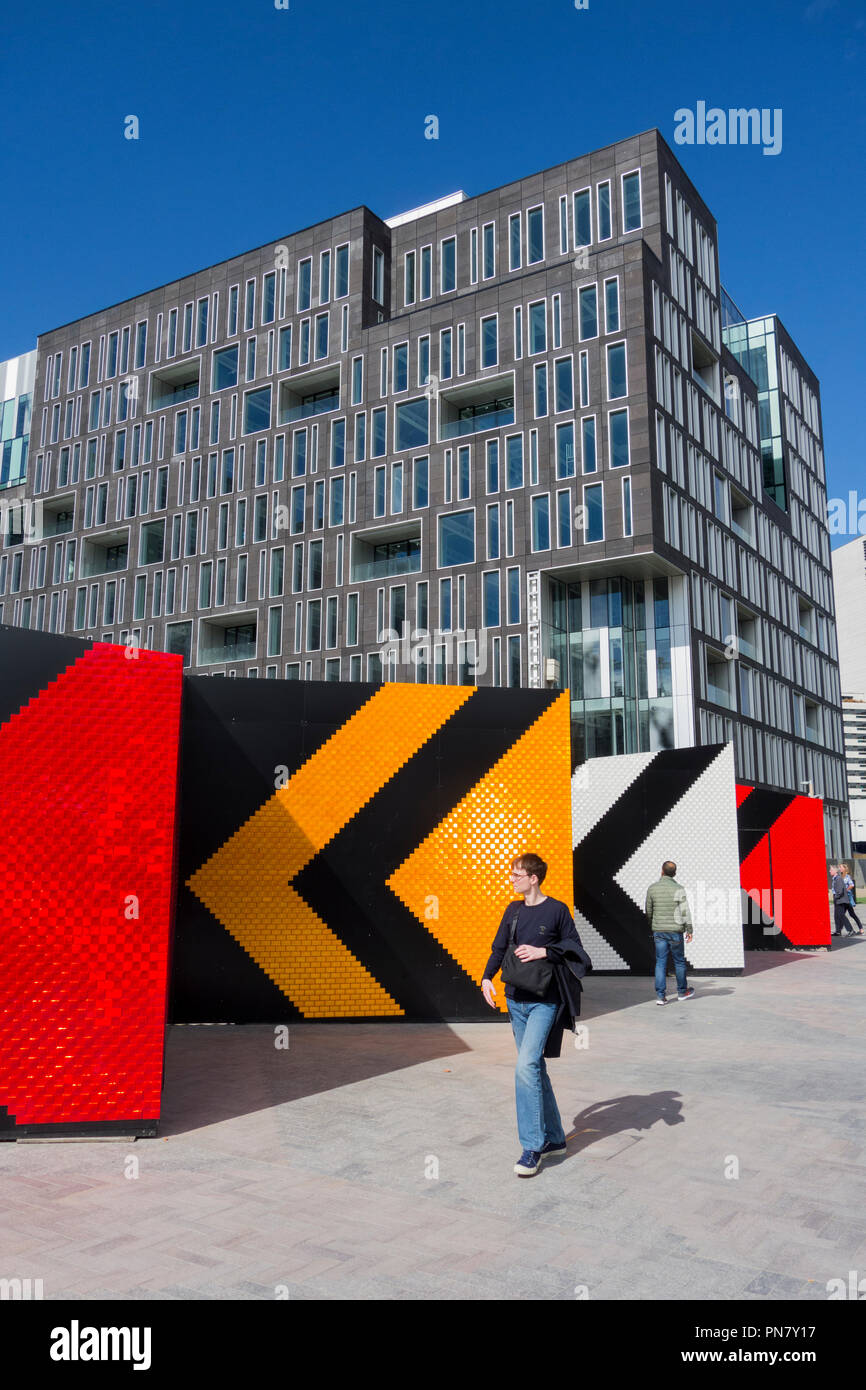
[188, 683, 474, 1016]
[387, 693, 572, 1013]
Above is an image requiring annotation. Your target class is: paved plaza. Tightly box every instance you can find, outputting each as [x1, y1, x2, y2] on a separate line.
[1, 935, 864, 1301]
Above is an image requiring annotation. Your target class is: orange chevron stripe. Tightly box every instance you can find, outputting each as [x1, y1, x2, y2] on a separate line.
[387, 693, 572, 1013]
[188, 683, 474, 1016]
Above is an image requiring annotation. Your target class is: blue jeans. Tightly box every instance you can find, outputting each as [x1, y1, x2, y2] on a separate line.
[507, 998, 565, 1153]
[654, 932, 688, 998]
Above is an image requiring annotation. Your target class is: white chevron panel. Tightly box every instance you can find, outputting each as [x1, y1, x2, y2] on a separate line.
[613, 743, 743, 970]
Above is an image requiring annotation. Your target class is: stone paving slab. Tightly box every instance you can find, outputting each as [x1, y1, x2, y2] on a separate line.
[1, 940, 864, 1300]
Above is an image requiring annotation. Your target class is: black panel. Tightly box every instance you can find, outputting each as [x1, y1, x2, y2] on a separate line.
[0, 623, 95, 728]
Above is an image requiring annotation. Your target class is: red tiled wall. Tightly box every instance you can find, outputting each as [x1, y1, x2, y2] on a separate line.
[0, 642, 183, 1135]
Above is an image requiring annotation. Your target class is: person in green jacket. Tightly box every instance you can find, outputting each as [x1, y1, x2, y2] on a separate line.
[645, 861, 695, 1005]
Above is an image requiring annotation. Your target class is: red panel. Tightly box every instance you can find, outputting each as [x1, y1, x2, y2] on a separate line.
[740, 831, 772, 925]
[0, 644, 183, 1129]
[735, 782, 754, 809]
[767, 795, 830, 946]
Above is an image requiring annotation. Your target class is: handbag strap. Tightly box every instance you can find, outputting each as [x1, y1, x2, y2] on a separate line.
[507, 908, 521, 946]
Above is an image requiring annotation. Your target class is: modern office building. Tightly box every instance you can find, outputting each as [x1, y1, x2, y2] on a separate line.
[0, 128, 849, 853]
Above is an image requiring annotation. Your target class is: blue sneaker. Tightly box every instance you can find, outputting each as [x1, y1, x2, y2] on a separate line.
[540, 1139, 567, 1157]
[514, 1149, 542, 1176]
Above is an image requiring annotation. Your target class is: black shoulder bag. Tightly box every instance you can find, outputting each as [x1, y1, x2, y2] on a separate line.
[500, 909, 555, 998]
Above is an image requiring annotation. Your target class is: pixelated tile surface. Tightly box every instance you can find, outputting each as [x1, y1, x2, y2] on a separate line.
[387, 692, 572, 1011]
[0, 642, 182, 1129]
[187, 683, 473, 1017]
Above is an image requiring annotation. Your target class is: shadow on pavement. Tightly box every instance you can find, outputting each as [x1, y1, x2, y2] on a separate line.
[556, 1090, 685, 1160]
[159, 1021, 472, 1136]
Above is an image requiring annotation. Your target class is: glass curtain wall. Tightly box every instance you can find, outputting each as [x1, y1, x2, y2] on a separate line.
[547, 575, 674, 761]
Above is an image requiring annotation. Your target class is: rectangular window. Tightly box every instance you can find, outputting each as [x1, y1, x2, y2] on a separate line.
[395, 397, 429, 451]
[584, 482, 604, 542]
[622, 476, 633, 536]
[314, 313, 329, 360]
[262, 271, 276, 323]
[573, 188, 591, 247]
[470, 227, 478, 284]
[483, 571, 500, 627]
[438, 510, 475, 567]
[531, 494, 550, 551]
[243, 385, 272, 434]
[346, 591, 359, 644]
[506, 566, 520, 624]
[227, 288, 238, 337]
[597, 181, 612, 241]
[513, 306, 523, 360]
[308, 539, 323, 589]
[579, 285, 598, 340]
[556, 422, 575, 479]
[505, 435, 523, 489]
[372, 247, 385, 304]
[534, 364, 548, 418]
[420, 245, 432, 299]
[298, 259, 312, 312]
[486, 438, 499, 493]
[371, 407, 387, 457]
[527, 205, 544, 263]
[582, 416, 597, 473]
[391, 461, 403, 514]
[557, 489, 572, 547]
[279, 325, 292, 372]
[418, 335, 430, 388]
[509, 213, 522, 271]
[440, 328, 453, 381]
[374, 465, 386, 517]
[579, 351, 589, 408]
[196, 297, 209, 347]
[554, 358, 574, 413]
[622, 170, 642, 232]
[482, 222, 495, 279]
[457, 445, 471, 500]
[404, 251, 416, 306]
[336, 243, 350, 298]
[319, 250, 331, 305]
[528, 300, 546, 355]
[393, 342, 408, 392]
[604, 277, 620, 333]
[440, 236, 456, 293]
[607, 342, 628, 399]
[413, 455, 429, 508]
[609, 409, 630, 468]
[354, 413, 366, 462]
[481, 315, 498, 368]
[244, 280, 256, 332]
[329, 417, 346, 469]
[487, 503, 500, 559]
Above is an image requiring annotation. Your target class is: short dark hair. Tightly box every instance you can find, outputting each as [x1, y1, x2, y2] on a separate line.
[512, 852, 547, 885]
[662, 861, 677, 877]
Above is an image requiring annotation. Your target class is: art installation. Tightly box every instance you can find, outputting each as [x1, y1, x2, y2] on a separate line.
[0, 623, 833, 1139]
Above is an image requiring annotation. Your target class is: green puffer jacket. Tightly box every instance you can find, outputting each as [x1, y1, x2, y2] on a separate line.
[645, 876, 693, 934]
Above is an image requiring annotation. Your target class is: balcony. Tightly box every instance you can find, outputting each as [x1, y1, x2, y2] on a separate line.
[149, 360, 200, 412]
[278, 365, 340, 424]
[350, 522, 422, 583]
[438, 372, 515, 440]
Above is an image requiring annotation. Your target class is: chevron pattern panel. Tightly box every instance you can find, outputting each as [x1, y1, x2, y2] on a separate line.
[736, 784, 830, 948]
[0, 625, 183, 1139]
[174, 680, 573, 1021]
[572, 743, 744, 973]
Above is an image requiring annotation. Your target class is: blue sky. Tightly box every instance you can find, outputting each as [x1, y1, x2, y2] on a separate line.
[1, 0, 863, 541]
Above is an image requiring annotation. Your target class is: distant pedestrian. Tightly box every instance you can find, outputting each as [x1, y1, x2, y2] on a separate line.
[840, 863, 863, 934]
[646, 860, 695, 1004]
[481, 852, 591, 1178]
[829, 864, 857, 937]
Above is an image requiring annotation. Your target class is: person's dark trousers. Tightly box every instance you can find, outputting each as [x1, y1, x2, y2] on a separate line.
[843, 899, 863, 930]
[654, 931, 688, 998]
[834, 902, 852, 935]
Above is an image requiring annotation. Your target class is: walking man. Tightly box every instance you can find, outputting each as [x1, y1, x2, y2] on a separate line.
[841, 864, 863, 934]
[481, 853, 589, 1177]
[646, 860, 695, 1005]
